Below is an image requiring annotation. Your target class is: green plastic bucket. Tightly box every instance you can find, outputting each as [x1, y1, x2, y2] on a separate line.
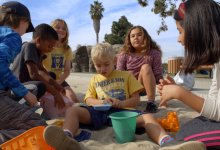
[109, 111, 139, 143]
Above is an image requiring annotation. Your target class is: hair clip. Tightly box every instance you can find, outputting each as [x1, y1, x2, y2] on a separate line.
[178, 2, 185, 19]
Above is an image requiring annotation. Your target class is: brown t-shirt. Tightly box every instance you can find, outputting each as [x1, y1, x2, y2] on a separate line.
[12, 42, 43, 82]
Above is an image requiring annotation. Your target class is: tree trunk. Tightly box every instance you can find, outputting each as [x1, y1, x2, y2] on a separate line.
[93, 19, 100, 44]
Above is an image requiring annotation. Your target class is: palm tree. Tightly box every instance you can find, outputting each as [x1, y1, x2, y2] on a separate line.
[89, 0, 104, 44]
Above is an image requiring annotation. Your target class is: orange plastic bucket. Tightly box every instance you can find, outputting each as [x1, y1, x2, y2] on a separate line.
[0, 126, 54, 150]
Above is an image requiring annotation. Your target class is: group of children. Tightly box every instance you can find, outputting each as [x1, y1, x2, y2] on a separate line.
[0, 0, 220, 150]
[0, 0, 76, 144]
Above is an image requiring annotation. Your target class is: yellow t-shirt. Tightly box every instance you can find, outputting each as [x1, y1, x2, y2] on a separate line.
[43, 47, 73, 79]
[84, 70, 144, 101]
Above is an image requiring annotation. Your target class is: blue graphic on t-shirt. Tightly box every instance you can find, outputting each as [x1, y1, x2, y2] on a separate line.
[105, 89, 125, 100]
[51, 56, 64, 68]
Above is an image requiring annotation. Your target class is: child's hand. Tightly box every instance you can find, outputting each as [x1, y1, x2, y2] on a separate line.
[110, 99, 123, 108]
[159, 84, 181, 106]
[53, 93, 65, 109]
[157, 75, 176, 96]
[24, 91, 38, 107]
[102, 98, 113, 105]
[160, 74, 176, 85]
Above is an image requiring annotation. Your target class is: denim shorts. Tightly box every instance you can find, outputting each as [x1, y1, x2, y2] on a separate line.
[81, 106, 141, 130]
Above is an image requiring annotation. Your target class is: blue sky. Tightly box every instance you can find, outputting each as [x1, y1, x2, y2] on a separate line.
[2, 0, 218, 63]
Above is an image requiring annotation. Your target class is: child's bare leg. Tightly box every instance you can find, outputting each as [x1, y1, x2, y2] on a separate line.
[138, 115, 204, 150]
[138, 64, 156, 100]
[138, 64, 159, 112]
[137, 114, 169, 145]
[63, 106, 91, 136]
[43, 106, 92, 149]
[138, 64, 167, 109]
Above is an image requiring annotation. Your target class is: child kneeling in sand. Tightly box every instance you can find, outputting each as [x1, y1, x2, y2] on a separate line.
[43, 43, 205, 150]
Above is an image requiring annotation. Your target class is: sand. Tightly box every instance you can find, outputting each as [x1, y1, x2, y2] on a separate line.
[64, 73, 211, 150]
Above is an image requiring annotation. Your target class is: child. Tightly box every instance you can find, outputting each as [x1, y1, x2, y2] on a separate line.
[43, 43, 205, 150]
[0, 1, 46, 144]
[43, 19, 79, 103]
[116, 26, 163, 113]
[157, 0, 220, 149]
[11, 23, 66, 110]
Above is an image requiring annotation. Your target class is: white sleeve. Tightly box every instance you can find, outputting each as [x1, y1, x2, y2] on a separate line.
[200, 63, 220, 121]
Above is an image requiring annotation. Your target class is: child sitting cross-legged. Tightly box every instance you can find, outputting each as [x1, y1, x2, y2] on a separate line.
[43, 43, 205, 150]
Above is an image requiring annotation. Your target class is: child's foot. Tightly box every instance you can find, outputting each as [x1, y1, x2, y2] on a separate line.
[145, 101, 158, 113]
[43, 125, 81, 150]
[74, 130, 91, 142]
[160, 140, 206, 150]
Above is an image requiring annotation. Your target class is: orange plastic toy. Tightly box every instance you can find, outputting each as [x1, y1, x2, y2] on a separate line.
[0, 126, 54, 150]
[157, 112, 179, 132]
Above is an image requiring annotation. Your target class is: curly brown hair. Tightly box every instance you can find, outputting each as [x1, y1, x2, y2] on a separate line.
[121, 26, 161, 55]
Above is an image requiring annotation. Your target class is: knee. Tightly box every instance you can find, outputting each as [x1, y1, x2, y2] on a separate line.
[140, 64, 152, 74]
[141, 114, 155, 124]
[137, 115, 148, 127]
[66, 107, 77, 116]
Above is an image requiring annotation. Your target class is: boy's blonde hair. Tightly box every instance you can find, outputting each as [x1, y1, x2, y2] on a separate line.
[91, 43, 115, 62]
